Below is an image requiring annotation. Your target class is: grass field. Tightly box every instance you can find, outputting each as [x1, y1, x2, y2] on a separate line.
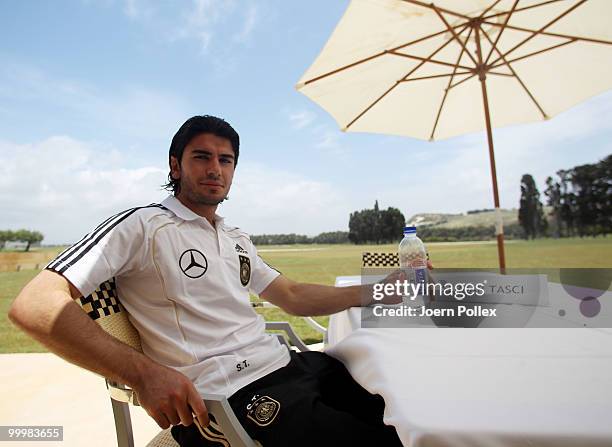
[1, 237, 611, 352]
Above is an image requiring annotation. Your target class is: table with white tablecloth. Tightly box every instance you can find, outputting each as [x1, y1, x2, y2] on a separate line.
[325, 276, 612, 447]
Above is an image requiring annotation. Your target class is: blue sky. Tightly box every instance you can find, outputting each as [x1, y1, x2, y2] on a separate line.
[1, 0, 611, 244]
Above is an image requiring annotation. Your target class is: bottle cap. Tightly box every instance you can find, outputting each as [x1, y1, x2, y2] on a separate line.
[403, 226, 417, 235]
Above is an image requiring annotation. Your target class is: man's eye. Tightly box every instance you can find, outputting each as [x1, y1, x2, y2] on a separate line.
[220, 158, 232, 164]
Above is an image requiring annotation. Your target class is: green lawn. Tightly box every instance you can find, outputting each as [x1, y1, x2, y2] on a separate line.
[2, 237, 611, 352]
[0, 269, 45, 352]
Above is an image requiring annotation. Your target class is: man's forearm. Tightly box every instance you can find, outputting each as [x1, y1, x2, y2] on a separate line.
[10, 270, 211, 429]
[285, 283, 372, 316]
[8, 271, 154, 390]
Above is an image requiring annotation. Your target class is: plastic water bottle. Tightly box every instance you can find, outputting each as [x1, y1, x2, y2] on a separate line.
[398, 226, 428, 293]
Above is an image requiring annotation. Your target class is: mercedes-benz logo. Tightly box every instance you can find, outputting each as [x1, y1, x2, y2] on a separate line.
[179, 249, 208, 279]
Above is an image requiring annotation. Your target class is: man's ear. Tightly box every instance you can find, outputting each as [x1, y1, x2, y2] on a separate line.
[170, 156, 181, 180]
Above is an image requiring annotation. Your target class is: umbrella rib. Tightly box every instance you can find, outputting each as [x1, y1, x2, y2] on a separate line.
[430, 26, 475, 140]
[344, 82, 401, 131]
[398, 24, 470, 83]
[489, 38, 578, 70]
[484, 0, 519, 66]
[345, 24, 472, 131]
[431, 5, 479, 67]
[482, 0, 567, 20]
[388, 51, 473, 71]
[400, 72, 472, 82]
[481, 21, 612, 46]
[479, 0, 504, 19]
[448, 73, 477, 90]
[480, 26, 549, 119]
[400, 0, 470, 20]
[488, 0, 588, 67]
[300, 24, 466, 87]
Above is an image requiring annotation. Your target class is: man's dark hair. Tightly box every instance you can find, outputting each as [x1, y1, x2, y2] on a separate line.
[163, 115, 240, 194]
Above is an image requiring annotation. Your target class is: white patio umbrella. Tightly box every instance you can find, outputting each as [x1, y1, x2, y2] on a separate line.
[296, 0, 612, 269]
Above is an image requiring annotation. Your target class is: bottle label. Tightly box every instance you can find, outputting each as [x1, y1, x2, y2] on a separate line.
[415, 267, 427, 285]
[405, 258, 427, 268]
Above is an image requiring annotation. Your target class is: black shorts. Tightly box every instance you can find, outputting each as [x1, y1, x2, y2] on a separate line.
[171, 351, 402, 446]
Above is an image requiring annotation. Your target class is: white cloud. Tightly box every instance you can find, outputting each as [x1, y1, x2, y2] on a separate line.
[382, 90, 612, 217]
[288, 110, 316, 130]
[285, 109, 348, 154]
[312, 126, 349, 157]
[0, 137, 354, 244]
[218, 162, 351, 236]
[123, 0, 154, 20]
[161, 0, 258, 54]
[234, 4, 258, 44]
[95, 86, 189, 141]
[0, 62, 189, 142]
[172, 0, 235, 52]
[79, 1, 261, 70]
[0, 136, 167, 244]
[315, 129, 341, 150]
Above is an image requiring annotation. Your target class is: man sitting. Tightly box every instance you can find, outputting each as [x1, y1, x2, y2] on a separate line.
[9, 115, 403, 446]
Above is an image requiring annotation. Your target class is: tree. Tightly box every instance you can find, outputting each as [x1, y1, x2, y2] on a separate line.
[380, 207, 405, 242]
[597, 154, 612, 233]
[0, 230, 12, 248]
[312, 231, 349, 244]
[570, 156, 612, 236]
[349, 208, 378, 243]
[542, 156, 612, 238]
[348, 201, 405, 244]
[557, 169, 576, 237]
[518, 174, 547, 239]
[571, 162, 599, 236]
[251, 231, 350, 245]
[1, 229, 44, 251]
[372, 200, 381, 244]
[544, 176, 562, 238]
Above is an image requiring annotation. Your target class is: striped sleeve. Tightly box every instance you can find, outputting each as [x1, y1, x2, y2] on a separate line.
[47, 204, 162, 296]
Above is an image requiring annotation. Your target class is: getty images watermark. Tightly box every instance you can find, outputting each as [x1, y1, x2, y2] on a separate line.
[372, 279, 494, 317]
[360, 268, 612, 328]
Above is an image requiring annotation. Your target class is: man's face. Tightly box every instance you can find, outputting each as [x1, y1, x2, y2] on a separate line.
[170, 133, 236, 207]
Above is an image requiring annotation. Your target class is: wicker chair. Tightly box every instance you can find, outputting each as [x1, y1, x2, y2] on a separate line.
[77, 278, 309, 447]
[362, 252, 399, 268]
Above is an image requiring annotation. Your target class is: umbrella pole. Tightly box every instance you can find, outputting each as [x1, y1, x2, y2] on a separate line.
[479, 78, 506, 270]
[475, 24, 506, 270]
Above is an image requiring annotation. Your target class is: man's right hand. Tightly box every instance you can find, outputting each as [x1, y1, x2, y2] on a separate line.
[133, 363, 209, 429]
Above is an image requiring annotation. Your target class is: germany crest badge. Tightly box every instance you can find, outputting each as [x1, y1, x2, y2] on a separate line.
[239, 255, 251, 286]
[246, 395, 280, 427]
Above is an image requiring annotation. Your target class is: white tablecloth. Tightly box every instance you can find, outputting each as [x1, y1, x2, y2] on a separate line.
[325, 276, 612, 447]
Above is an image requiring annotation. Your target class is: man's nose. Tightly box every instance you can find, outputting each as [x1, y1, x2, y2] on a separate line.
[206, 158, 221, 178]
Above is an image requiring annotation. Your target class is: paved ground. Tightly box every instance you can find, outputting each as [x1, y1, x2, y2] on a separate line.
[0, 353, 162, 446]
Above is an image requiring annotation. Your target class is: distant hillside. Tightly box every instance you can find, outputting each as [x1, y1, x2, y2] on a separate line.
[408, 209, 519, 229]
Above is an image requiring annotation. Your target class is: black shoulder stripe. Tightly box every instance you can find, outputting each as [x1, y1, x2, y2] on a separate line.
[47, 207, 136, 271]
[92, 207, 134, 233]
[50, 209, 127, 265]
[50, 233, 91, 268]
[56, 203, 166, 274]
[48, 204, 166, 273]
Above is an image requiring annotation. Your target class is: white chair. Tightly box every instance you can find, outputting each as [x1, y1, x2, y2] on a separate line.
[251, 301, 328, 347]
